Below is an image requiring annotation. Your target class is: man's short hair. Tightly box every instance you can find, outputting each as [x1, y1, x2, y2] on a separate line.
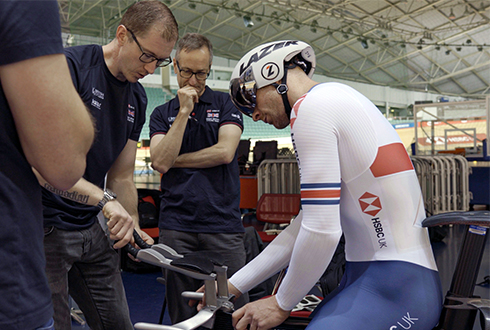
[120, 0, 178, 42]
[175, 33, 213, 64]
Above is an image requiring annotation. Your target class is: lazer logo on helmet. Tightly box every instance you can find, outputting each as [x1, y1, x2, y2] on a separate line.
[261, 62, 280, 80]
[239, 41, 299, 75]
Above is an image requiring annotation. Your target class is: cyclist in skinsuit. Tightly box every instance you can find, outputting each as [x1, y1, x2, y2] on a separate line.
[226, 40, 443, 330]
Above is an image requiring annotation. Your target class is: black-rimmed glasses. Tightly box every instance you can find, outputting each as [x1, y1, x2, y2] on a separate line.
[176, 61, 210, 81]
[127, 28, 172, 68]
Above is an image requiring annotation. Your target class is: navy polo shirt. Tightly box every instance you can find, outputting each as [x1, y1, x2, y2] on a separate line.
[150, 86, 244, 233]
[42, 45, 147, 231]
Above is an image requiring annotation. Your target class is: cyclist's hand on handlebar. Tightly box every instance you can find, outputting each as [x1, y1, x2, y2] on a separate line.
[191, 281, 243, 311]
[189, 285, 206, 309]
[103, 201, 135, 249]
[232, 296, 290, 330]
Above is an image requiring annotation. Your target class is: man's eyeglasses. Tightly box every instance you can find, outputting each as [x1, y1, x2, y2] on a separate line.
[176, 61, 210, 81]
[127, 28, 172, 68]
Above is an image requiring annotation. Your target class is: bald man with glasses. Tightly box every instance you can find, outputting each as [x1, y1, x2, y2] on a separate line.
[149, 33, 248, 325]
[39, 2, 178, 329]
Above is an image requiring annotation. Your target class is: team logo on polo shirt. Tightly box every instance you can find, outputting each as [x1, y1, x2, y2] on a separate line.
[359, 192, 382, 217]
[127, 104, 135, 123]
[206, 109, 220, 123]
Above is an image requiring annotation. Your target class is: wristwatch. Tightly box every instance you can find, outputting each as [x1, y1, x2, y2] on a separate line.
[97, 189, 117, 210]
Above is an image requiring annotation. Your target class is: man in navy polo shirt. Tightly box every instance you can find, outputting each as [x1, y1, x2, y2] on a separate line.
[37, 2, 178, 329]
[149, 33, 248, 324]
[0, 2, 94, 329]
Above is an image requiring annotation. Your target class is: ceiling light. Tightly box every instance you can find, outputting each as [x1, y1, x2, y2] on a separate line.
[400, 43, 406, 48]
[66, 34, 74, 46]
[456, 46, 462, 51]
[448, 8, 456, 19]
[466, 39, 472, 44]
[294, 23, 301, 29]
[188, 3, 196, 9]
[243, 16, 254, 28]
[445, 50, 451, 55]
[360, 39, 369, 49]
[423, 31, 433, 40]
[435, 45, 441, 50]
[477, 45, 483, 51]
[310, 20, 318, 33]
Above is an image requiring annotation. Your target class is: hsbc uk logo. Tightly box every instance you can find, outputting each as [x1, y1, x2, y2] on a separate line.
[359, 192, 387, 249]
[359, 192, 382, 216]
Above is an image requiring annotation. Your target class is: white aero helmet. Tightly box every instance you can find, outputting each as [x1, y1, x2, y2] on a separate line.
[230, 40, 315, 117]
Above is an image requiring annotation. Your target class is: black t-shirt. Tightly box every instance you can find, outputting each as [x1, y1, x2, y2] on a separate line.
[0, 1, 61, 328]
[149, 86, 244, 233]
[42, 45, 147, 230]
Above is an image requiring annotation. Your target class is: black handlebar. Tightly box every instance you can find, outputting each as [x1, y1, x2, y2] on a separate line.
[122, 230, 152, 258]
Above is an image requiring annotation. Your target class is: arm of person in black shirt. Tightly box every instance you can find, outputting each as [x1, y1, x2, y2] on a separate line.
[107, 139, 154, 249]
[173, 124, 242, 168]
[150, 85, 198, 174]
[34, 143, 150, 250]
[0, 53, 95, 190]
[34, 168, 138, 248]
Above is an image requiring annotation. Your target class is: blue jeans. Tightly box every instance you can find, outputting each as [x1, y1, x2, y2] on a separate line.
[159, 230, 249, 324]
[44, 223, 133, 330]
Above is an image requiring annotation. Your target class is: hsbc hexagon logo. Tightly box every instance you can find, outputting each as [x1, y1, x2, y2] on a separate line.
[359, 192, 382, 217]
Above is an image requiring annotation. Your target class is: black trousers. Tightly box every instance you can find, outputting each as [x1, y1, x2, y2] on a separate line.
[159, 229, 249, 324]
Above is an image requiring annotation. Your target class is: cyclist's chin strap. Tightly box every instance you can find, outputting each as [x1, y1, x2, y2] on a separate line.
[272, 67, 292, 119]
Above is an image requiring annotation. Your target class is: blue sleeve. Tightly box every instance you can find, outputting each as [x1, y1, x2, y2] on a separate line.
[149, 104, 170, 138]
[218, 92, 243, 131]
[0, 1, 63, 66]
[63, 48, 81, 91]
